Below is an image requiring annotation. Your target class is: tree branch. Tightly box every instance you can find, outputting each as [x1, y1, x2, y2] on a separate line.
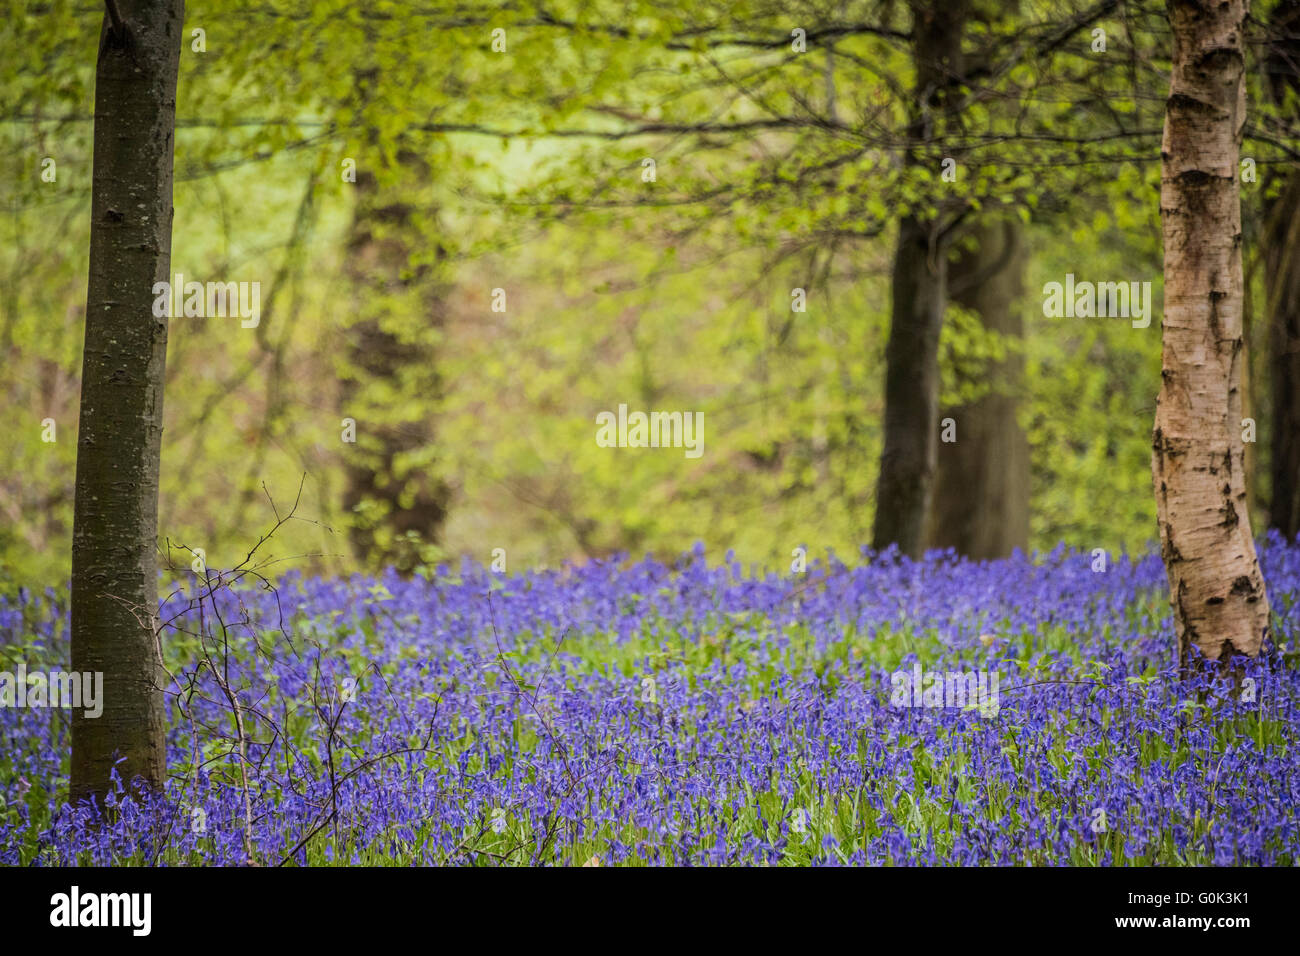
[103, 0, 125, 37]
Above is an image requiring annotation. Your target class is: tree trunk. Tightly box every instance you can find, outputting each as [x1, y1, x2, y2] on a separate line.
[1266, 177, 1300, 537]
[927, 217, 1030, 558]
[1265, 0, 1300, 539]
[875, 216, 946, 555]
[1153, 0, 1270, 670]
[872, 0, 968, 557]
[70, 0, 184, 805]
[341, 147, 450, 574]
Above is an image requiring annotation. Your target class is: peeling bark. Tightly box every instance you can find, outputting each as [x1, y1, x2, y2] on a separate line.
[1153, 0, 1270, 671]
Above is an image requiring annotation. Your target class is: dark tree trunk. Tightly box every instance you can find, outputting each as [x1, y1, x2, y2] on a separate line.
[70, 0, 184, 805]
[341, 148, 450, 574]
[1265, 0, 1300, 539]
[1267, 176, 1300, 537]
[872, 0, 968, 557]
[927, 217, 1030, 558]
[875, 215, 946, 555]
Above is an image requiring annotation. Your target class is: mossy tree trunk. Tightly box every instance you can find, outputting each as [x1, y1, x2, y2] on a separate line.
[340, 140, 450, 573]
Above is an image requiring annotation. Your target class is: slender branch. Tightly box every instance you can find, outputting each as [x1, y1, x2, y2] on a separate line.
[103, 0, 125, 37]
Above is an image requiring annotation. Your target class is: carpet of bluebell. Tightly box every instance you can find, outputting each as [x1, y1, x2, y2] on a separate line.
[2, 539, 1299, 866]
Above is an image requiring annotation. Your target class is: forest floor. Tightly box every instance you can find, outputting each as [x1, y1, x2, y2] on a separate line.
[3, 541, 1299, 865]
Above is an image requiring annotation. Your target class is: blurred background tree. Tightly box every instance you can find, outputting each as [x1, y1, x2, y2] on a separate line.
[2, 0, 1298, 589]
